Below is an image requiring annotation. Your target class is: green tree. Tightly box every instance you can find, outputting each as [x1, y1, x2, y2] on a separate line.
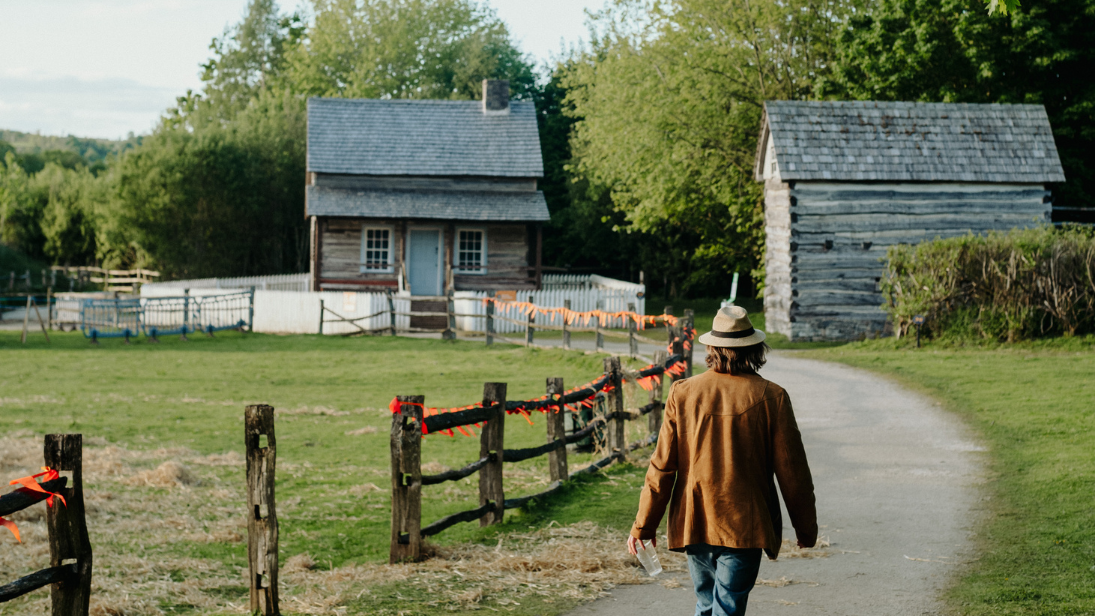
[283, 0, 536, 99]
[562, 0, 856, 296]
[201, 0, 306, 116]
[116, 88, 307, 278]
[822, 0, 1095, 210]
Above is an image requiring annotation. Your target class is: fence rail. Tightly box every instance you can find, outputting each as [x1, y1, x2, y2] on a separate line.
[77, 290, 254, 343]
[0, 434, 92, 613]
[386, 321, 694, 563]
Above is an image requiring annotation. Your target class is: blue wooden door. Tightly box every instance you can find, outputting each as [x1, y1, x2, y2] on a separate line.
[408, 229, 441, 296]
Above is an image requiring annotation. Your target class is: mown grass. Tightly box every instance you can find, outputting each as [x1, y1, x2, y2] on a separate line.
[0, 330, 661, 614]
[804, 336, 1095, 615]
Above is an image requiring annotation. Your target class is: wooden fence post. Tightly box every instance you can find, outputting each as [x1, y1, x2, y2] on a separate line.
[595, 299, 604, 352]
[443, 291, 456, 340]
[485, 301, 495, 346]
[525, 295, 535, 347]
[47, 287, 53, 330]
[649, 350, 667, 436]
[44, 433, 92, 616]
[683, 309, 695, 378]
[479, 383, 507, 526]
[390, 395, 424, 563]
[546, 378, 568, 482]
[664, 305, 675, 350]
[387, 291, 397, 336]
[245, 405, 279, 615]
[318, 299, 325, 335]
[604, 357, 625, 456]
[562, 300, 571, 350]
[627, 302, 638, 358]
[248, 286, 256, 332]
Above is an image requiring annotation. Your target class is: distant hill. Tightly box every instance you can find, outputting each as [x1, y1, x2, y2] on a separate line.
[0, 129, 140, 163]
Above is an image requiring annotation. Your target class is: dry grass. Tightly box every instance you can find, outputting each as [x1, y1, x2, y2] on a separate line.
[0, 434, 683, 615]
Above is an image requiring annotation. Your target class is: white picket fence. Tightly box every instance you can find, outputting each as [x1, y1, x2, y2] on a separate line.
[144, 273, 311, 292]
[139, 273, 646, 335]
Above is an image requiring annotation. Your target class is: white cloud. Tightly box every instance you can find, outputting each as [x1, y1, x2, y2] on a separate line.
[0, 75, 176, 140]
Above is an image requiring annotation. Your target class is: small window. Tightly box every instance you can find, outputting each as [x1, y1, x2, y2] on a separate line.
[456, 229, 486, 274]
[360, 227, 393, 272]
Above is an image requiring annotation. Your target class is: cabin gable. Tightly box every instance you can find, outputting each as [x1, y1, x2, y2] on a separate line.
[306, 80, 548, 295]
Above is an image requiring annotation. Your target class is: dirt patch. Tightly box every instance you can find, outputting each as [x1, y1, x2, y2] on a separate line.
[0, 435, 677, 614]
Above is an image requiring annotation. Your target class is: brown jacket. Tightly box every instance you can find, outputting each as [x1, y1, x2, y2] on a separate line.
[630, 370, 817, 560]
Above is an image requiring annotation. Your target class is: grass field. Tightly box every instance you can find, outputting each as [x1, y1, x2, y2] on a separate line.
[0, 330, 679, 615]
[805, 337, 1095, 615]
[3, 318, 1093, 615]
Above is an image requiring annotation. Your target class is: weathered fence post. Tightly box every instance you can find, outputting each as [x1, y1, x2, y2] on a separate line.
[181, 289, 190, 341]
[485, 300, 495, 346]
[604, 357, 625, 456]
[318, 299, 325, 335]
[390, 395, 423, 563]
[479, 383, 507, 526]
[546, 377, 568, 482]
[443, 291, 456, 340]
[21, 295, 31, 344]
[664, 305, 675, 349]
[562, 300, 571, 350]
[248, 286, 256, 332]
[387, 290, 397, 336]
[649, 350, 667, 436]
[245, 405, 279, 616]
[525, 295, 535, 347]
[595, 299, 605, 353]
[44, 433, 92, 616]
[683, 309, 695, 378]
[627, 302, 638, 358]
[47, 287, 53, 330]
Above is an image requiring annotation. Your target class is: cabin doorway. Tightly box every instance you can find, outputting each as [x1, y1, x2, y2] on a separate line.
[407, 229, 442, 296]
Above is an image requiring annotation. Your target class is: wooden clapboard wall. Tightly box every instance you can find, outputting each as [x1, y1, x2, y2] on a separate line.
[765, 180, 1052, 341]
[317, 218, 533, 292]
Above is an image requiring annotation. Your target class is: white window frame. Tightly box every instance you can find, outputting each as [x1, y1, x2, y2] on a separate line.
[454, 227, 488, 275]
[359, 225, 395, 273]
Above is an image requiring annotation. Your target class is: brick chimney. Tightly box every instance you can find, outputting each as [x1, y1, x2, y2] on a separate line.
[482, 79, 510, 115]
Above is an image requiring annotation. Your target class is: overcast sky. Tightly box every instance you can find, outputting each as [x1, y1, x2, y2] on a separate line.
[0, 0, 602, 140]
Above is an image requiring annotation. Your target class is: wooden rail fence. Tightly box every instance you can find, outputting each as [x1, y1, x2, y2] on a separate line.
[388, 337, 691, 563]
[0, 434, 93, 614]
[322, 293, 696, 366]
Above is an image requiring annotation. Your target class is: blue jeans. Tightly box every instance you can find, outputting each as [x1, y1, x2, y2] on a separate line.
[685, 544, 763, 616]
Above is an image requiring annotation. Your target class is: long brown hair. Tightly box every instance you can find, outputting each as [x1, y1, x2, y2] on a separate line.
[705, 342, 770, 375]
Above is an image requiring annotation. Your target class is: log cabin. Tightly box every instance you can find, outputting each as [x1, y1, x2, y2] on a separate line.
[305, 80, 548, 296]
[756, 101, 1065, 341]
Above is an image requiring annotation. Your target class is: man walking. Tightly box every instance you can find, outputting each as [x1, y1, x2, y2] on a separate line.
[628, 306, 817, 615]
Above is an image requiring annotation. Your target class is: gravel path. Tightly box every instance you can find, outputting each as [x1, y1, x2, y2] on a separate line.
[561, 349, 985, 616]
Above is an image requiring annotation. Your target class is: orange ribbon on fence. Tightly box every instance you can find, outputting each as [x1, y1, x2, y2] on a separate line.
[1, 467, 68, 543]
[482, 298, 680, 330]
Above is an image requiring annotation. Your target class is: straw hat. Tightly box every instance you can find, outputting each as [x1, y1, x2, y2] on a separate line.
[698, 305, 766, 348]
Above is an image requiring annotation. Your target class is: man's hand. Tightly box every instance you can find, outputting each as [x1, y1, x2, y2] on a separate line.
[627, 535, 656, 556]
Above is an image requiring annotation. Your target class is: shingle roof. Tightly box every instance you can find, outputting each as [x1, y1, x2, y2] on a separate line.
[307, 98, 544, 177]
[306, 186, 550, 222]
[757, 101, 1065, 183]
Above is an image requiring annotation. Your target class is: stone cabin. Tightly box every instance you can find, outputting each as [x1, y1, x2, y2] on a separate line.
[755, 100, 1065, 341]
[306, 80, 549, 296]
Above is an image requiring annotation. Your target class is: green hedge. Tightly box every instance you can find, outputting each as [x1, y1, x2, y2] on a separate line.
[882, 226, 1095, 341]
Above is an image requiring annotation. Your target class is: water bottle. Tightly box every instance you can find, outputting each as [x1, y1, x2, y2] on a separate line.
[635, 539, 663, 576]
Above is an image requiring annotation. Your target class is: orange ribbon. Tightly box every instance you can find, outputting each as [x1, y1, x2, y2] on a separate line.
[1, 467, 67, 543]
[10, 467, 66, 509]
[0, 517, 19, 542]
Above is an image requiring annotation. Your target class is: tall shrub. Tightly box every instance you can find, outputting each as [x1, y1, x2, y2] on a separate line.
[882, 227, 1095, 341]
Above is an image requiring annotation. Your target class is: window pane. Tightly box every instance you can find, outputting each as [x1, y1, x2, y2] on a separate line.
[457, 230, 483, 271]
[363, 228, 390, 269]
